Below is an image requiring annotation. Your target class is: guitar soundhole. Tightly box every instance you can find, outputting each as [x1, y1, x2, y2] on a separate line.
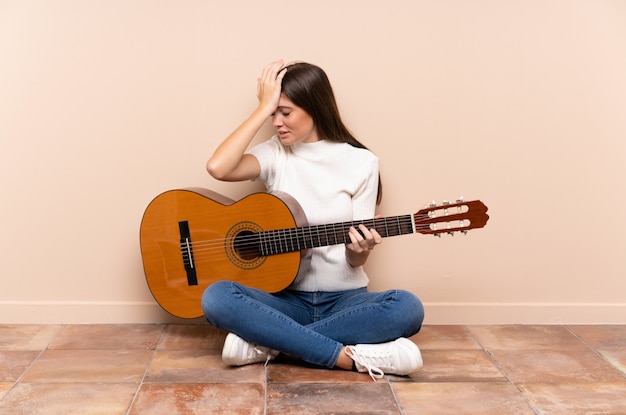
[234, 231, 260, 260]
[225, 221, 266, 270]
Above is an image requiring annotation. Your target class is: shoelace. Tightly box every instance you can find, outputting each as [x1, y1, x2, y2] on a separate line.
[345, 346, 385, 382]
[251, 345, 276, 367]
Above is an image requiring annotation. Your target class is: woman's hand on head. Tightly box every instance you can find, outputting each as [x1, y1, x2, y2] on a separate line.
[257, 60, 287, 114]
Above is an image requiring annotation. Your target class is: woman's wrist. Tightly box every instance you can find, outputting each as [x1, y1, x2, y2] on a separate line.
[346, 248, 370, 268]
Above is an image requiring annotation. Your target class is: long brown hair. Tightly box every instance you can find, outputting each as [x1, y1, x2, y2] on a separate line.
[281, 62, 383, 204]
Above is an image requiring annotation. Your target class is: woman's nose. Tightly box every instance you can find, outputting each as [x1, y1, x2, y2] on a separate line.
[272, 114, 282, 127]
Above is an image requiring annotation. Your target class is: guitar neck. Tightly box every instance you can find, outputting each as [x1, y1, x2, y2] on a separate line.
[259, 214, 415, 256]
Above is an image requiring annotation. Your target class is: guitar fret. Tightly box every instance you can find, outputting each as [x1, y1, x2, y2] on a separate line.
[309, 227, 314, 248]
[314, 225, 319, 246]
[303, 226, 311, 249]
[296, 228, 303, 250]
[279, 229, 285, 253]
[340, 224, 349, 245]
[287, 228, 294, 252]
[288, 229, 294, 252]
[280, 228, 288, 253]
[287, 229, 292, 253]
[313, 225, 320, 247]
[320, 225, 329, 247]
[293, 228, 300, 251]
[264, 230, 272, 255]
[259, 231, 266, 256]
[272, 231, 278, 254]
[319, 225, 326, 247]
[295, 228, 302, 251]
[273, 229, 280, 254]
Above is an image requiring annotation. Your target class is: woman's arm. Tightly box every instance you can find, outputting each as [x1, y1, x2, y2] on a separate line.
[206, 60, 286, 181]
[345, 156, 381, 267]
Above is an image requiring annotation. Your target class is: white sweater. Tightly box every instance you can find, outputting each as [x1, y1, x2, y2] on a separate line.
[249, 135, 379, 292]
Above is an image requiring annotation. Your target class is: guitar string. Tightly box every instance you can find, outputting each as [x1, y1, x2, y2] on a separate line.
[183, 216, 419, 252]
[180, 217, 452, 262]
[186, 220, 432, 265]
[181, 214, 463, 252]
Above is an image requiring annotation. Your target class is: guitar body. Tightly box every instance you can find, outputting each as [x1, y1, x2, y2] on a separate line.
[140, 188, 309, 319]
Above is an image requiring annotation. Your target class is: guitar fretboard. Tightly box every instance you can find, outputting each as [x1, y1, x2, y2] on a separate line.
[259, 215, 415, 256]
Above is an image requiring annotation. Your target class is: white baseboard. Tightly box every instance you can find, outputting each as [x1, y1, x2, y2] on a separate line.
[1, 301, 625, 325]
[423, 302, 626, 325]
[0, 301, 200, 324]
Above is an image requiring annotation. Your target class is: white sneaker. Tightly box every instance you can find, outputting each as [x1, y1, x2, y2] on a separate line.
[222, 333, 278, 366]
[345, 338, 423, 381]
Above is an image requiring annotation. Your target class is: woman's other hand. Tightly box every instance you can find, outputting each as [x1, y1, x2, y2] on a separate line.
[257, 60, 287, 115]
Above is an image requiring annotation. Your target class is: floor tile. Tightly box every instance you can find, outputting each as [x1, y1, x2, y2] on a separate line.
[267, 382, 400, 414]
[21, 349, 153, 383]
[0, 350, 40, 381]
[48, 324, 165, 350]
[129, 383, 264, 415]
[0, 382, 13, 399]
[468, 325, 587, 351]
[393, 382, 535, 415]
[404, 350, 506, 382]
[157, 324, 226, 352]
[267, 359, 372, 383]
[518, 381, 626, 415]
[489, 349, 626, 384]
[145, 349, 265, 384]
[596, 348, 626, 375]
[569, 325, 626, 349]
[411, 325, 481, 350]
[569, 325, 626, 374]
[0, 325, 63, 351]
[0, 382, 137, 415]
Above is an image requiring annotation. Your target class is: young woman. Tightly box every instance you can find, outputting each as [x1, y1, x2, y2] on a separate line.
[201, 60, 424, 380]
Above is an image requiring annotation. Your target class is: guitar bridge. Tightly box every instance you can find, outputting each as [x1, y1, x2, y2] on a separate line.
[178, 221, 198, 286]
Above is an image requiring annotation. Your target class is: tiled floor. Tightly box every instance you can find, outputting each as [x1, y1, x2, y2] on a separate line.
[1, 324, 625, 414]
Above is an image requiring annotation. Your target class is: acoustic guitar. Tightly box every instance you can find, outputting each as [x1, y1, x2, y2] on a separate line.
[140, 188, 489, 318]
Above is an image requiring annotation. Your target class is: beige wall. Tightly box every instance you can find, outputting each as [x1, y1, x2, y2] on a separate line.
[1, 0, 625, 324]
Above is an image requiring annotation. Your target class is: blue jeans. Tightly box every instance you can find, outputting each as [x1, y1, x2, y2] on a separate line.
[201, 281, 424, 368]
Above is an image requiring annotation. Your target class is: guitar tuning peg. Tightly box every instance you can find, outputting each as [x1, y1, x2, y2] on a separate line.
[433, 233, 441, 238]
[447, 232, 455, 236]
[442, 200, 450, 215]
[456, 196, 464, 203]
[430, 201, 437, 207]
[461, 230, 468, 235]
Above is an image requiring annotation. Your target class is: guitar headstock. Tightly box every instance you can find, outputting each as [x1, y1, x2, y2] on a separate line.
[414, 198, 489, 236]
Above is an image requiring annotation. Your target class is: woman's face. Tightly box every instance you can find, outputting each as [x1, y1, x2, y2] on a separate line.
[272, 94, 319, 144]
